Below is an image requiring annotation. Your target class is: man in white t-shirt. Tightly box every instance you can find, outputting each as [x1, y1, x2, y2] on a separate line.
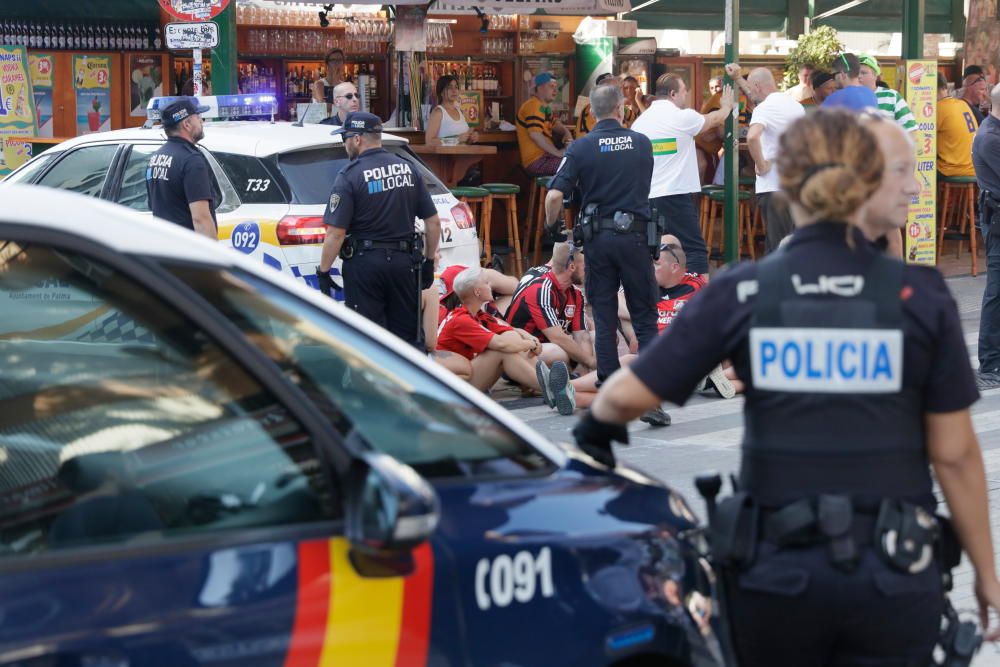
[632, 73, 734, 275]
[726, 64, 805, 251]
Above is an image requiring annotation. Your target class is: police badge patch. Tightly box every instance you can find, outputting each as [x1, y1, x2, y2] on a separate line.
[329, 194, 340, 212]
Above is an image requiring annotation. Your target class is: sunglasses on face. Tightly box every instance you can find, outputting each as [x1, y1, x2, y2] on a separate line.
[659, 244, 681, 264]
[337, 93, 358, 100]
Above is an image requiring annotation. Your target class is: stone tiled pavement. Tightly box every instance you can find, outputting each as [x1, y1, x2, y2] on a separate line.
[499, 266, 1000, 664]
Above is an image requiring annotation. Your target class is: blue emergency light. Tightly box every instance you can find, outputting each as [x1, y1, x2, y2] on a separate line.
[145, 94, 278, 127]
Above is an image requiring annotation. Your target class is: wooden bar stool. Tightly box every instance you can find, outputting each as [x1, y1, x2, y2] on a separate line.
[705, 189, 755, 261]
[481, 183, 523, 276]
[698, 185, 723, 239]
[527, 176, 574, 266]
[450, 186, 492, 260]
[937, 176, 979, 276]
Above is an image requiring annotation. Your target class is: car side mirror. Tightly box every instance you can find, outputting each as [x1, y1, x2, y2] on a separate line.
[346, 450, 439, 555]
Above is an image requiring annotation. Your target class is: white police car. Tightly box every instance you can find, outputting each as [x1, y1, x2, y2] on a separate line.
[1, 94, 479, 298]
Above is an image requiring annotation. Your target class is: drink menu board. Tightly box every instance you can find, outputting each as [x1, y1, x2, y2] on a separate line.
[904, 60, 937, 265]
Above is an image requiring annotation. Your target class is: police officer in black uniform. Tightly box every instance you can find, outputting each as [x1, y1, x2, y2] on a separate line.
[573, 110, 1000, 664]
[316, 112, 441, 348]
[545, 83, 666, 425]
[146, 97, 220, 240]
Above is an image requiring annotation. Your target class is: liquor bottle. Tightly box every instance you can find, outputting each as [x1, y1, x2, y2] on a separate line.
[368, 63, 377, 96]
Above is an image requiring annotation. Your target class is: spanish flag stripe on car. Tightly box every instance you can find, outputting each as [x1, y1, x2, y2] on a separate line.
[284, 539, 434, 667]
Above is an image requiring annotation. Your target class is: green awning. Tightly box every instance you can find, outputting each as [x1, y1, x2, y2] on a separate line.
[627, 0, 955, 34]
[625, 0, 788, 31]
[813, 0, 952, 34]
[0, 0, 159, 21]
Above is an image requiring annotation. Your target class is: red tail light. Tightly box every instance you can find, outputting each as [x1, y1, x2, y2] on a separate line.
[450, 203, 475, 230]
[277, 215, 326, 245]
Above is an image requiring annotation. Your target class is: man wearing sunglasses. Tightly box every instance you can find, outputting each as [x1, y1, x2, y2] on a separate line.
[312, 47, 345, 106]
[319, 82, 360, 127]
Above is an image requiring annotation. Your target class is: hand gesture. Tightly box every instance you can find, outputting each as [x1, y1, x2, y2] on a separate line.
[720, 84, 737, 112]
[976, 575, 1000, 641]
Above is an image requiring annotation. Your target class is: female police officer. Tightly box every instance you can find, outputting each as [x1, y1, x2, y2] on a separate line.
[574, 109, 1000, 664]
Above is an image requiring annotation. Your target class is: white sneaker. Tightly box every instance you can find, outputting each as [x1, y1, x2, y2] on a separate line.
[548, 361, 577, 416]
[705, 365, 736, 399]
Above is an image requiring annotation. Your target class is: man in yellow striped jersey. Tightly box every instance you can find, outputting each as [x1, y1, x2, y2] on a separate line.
[632, 72, 734, 274]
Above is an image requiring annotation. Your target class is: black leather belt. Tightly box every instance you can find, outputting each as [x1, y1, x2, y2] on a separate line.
[356, 239, 413, 252]
[595, 218, 646, 233]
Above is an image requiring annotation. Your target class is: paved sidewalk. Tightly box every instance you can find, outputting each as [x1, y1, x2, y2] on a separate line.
[500, 269, 1000, 664]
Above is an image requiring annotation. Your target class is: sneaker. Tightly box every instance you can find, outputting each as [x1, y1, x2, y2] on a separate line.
[976, 370, 1000, 390]
[704, 365, 737, 399]
[535, 360, 555, 408]
[548, 360, 577, 416]
[640, 406, 671, 427]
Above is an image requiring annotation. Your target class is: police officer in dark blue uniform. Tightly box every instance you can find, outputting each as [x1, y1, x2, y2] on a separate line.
[316, 112, 441, 348]
[573, 110, 1000, 664]
[146, 97, 220, 240]
[545, 83, 669, 425]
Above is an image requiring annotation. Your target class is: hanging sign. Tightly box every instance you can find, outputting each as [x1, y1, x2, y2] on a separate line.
[158, 0, 231, 21]
[165, 22, 220, 50]
[0, 45, 39, 175]
[430, 0, 627, 13]
[904, 60, 938, 266]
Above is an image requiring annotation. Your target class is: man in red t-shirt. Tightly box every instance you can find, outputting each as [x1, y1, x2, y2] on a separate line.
[506, 243, 596, 371]
[437, 267, 572, 404]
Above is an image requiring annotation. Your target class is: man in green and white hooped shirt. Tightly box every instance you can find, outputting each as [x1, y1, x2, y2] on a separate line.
[857, 54, 917, 135]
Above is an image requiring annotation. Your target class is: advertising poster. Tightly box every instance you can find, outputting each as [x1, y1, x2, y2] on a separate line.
[129, 55, 164, 117]
[28, 54, 54, 138]
[904, 60, 938, 265]
[73, 54, 112, 135]
[0, 45, 39, 175]
[458, 90, 482, 128]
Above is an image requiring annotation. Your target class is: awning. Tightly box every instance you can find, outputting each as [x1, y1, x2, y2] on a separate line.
[626, 0, 956, 34]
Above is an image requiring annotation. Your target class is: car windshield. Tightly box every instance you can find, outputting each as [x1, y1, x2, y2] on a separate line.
[276, 144, 448, 204]
[166, 263, 553, 480]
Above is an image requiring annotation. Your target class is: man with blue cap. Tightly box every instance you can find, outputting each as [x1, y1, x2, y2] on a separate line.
[146, 97, 220, 239]
[517, 71, 573, 175]
[316, 111, 441, 349]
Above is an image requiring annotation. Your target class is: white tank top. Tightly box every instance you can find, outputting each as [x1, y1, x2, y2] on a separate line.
[435, 104, 470, 139]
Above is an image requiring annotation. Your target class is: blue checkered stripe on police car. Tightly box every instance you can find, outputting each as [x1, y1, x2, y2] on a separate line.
[74, 311, 155, 344]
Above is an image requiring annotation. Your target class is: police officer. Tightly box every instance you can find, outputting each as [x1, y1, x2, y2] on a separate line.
[316, 112, 440, 348]
[574, 109, 1000, 664]
[545, 84, 657, 379]
[146, 97, 220, 240]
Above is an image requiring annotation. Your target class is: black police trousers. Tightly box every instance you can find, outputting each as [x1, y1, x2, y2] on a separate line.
[979, 214, 1000, 373]
[724, 543, 943, 666]
[650, 193, 709, 275]
[342, 249, 420, 347]
[584, 229, 659, 382]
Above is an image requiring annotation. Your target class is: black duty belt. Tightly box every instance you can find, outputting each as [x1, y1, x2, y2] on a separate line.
[595, 217, 645, 233]
[356, 239, 413, 252]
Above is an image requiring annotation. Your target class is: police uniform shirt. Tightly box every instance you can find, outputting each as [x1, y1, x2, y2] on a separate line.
[323, 147, 437, 241]
[973, 114, 1000, 195]
[631, 99, 705, 197]
[548, 118, 653, 221]
[146, 136, 220, 231]
[630, 222, 978, 414]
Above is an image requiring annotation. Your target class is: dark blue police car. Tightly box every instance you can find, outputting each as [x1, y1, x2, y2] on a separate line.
[0, 185, 721, 666]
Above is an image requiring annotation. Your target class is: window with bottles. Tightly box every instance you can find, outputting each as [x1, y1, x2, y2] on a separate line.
[0, 20, 161, 51]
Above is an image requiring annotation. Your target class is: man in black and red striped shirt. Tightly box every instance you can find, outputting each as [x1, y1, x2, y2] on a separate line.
[505, 243, 596, 371]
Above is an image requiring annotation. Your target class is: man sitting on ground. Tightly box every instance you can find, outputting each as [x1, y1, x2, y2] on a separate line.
[439, 263, 519, 320]
[538, 241, 740, 421]
[437, 267, 571, 403]
[505, 242, 596, 371]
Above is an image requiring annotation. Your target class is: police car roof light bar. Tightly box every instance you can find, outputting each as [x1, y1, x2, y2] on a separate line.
[145, 95, 278, 127]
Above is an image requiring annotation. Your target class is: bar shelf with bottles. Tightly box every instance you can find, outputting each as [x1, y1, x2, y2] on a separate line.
[0, 19, 162, 51]
[172, 58, 215, 97]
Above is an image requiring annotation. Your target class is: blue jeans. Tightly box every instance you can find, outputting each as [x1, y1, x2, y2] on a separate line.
[650, 193, 709, 274]
[980, 217, 1000, 372]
